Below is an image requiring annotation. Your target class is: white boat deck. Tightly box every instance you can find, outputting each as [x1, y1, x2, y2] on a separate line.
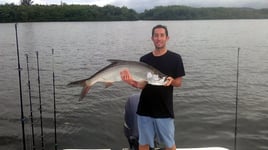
[64, 147, 229, 150]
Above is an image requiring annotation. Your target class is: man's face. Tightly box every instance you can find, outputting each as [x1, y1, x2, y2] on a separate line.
[151, 28, 169, 50]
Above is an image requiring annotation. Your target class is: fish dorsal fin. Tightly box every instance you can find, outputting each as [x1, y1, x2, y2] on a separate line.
[107, 59, 127, 64]
[107, 59, 132, 64]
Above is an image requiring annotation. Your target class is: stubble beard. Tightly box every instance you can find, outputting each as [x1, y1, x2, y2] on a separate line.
[155, 44, 166, 50]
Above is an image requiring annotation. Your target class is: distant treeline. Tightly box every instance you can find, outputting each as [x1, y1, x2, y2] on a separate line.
[1, 4, 268, 22]
[141, 5, 268, 20]
[0, 4, 138, 22]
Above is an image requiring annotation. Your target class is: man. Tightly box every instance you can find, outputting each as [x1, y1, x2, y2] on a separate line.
[120, 24, 185, 150]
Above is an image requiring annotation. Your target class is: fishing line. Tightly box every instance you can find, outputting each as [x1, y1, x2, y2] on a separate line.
[234, 48, 240, 150]
[52, 49, 58, 150]
[36, 51, 45, 150]
[15, 23, 26, 150]
[25, 54, 36, 150]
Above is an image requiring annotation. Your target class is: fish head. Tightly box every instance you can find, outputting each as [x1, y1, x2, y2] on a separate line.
[147, 72, 167, 86]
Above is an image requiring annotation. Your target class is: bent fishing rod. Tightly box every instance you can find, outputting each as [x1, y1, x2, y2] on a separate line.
[36, 51, 45, 150]
[26, 54, 36, 150]
[15, 23, 26, 150]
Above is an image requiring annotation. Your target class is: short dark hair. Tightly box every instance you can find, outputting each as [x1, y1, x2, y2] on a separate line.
[152, 24, 168, 37]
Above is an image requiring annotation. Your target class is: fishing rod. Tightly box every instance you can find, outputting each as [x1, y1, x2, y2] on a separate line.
[25, 54, 36, 150]
[234, 48, 240, 150]
[52, 49, 58, 150]
[36, 51, 45, 150]
[15, 23, 26, 150]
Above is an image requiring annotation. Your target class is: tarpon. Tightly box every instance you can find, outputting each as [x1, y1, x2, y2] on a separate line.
[67, 59, 167, 100]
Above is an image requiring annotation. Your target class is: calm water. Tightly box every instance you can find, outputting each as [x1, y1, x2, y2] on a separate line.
[0, 20, 267, 150]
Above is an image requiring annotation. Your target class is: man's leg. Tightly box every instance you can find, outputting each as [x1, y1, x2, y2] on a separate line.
[139, 144, 150, 150]
[137, 115, 155, 149]
[155, 118, 175, 150]
[165, 144, 176, 150]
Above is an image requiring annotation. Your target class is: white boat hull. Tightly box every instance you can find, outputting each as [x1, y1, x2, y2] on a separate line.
[176, 147, 229, 150]
[64, 147, 229, 150]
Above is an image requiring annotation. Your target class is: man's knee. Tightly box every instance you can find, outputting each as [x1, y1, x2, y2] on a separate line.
[139, 144, 150, 150]
[165, 144, 176, 150]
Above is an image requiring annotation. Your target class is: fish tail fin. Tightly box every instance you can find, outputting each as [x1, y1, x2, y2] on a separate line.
[79, 84, 91, 101]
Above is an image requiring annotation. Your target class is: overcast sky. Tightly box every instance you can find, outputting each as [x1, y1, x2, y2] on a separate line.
[1, 0, 268, 11]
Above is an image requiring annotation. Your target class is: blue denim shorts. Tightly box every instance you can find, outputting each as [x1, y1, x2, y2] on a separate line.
[137, 115, 175, 148]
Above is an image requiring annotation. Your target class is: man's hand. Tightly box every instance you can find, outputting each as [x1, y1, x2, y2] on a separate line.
[120, 69, 133, 83]
[164, 76, 174, 86]
[120, 69, 147, 89]
[165, 76, 183, 87]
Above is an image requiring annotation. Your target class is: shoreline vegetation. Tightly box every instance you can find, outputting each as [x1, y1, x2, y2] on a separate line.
[1, 3, 268, 22]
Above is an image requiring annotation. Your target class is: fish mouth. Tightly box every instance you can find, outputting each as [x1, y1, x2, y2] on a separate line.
[147, 72, 166, 86]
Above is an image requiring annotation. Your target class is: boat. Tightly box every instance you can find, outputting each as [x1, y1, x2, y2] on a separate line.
[64, 94, 229, 150]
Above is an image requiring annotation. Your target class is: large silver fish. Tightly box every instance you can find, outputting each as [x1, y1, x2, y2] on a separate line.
[67, 59, 167, 100]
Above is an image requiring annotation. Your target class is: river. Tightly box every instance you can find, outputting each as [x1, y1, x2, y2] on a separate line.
[0, 20, 267, 150]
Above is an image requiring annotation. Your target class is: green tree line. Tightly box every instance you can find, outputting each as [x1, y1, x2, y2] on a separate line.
[140, 5, 268, 20]
[0, 4, 138, 22]
[1, 4, 268, 22]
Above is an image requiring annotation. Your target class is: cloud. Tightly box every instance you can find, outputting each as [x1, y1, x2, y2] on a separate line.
[1, 0, 268, 10]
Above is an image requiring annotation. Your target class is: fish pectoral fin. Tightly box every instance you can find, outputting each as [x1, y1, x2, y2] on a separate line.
[104, 82, 113, 88]
[79, 85, 91, 101]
